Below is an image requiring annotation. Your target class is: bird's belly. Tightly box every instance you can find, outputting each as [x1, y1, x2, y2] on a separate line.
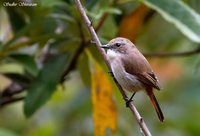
[110, 59, 144, 92]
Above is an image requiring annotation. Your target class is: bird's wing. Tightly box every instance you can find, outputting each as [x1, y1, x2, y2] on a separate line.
[136, 72, 161, 90]
[121, 52, 161, 90]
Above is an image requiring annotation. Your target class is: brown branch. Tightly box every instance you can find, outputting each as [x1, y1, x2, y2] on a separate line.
[144, 46, 200, 58]
[60, 44, 86, 82]
[0, 96, 25, 107]
[1, 82, 26, 97]
[74, 0, 152, 136]
[60, 21, 87, 82]
[95, 13, 109, 32]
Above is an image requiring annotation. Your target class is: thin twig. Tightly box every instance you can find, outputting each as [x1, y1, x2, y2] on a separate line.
[60, 43, 86, 82]
[0, 96, 25, 107]
[74, 0, 152, 136]
[144, 46, 200, 58]
[1, 82, 26, 97]
[60, 21, 87, 82]
[95, 13, 109, 32]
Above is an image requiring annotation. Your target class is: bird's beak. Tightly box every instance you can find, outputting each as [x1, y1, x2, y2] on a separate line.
[101, 44, 110, 49]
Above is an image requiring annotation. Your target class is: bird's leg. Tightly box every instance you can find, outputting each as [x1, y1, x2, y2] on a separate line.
[126, 92, 136, 107]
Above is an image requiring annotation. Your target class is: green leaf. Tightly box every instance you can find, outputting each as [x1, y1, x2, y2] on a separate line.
[141, 0, 200, 43]
[0, 63, 24, 74]
[50, 37, 81, 53]
[102, 7, 122, 15]
[4, 73, 31, 87]
[40, 0, 68, 8]
[6, 7, 27, 33]
[4, 17, 57, 48]
[77, 52, 91, 87]
[87, 7, 121, 20]
[0, 128, 19, 136]
[85, 0, 99, 10]
[9, 54, 38, 77]
[24, 54, 71, 117]
[49, 13, 75, 23]
[98, 16, 118, 39]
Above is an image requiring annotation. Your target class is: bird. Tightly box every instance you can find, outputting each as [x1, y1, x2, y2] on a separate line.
[101, 37, 164, 122]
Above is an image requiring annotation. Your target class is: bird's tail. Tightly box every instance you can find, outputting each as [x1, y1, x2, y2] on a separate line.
[146, 88, 164, 122]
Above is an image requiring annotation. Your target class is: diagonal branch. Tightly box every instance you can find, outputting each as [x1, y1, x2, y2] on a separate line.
[74, 0, 152, 136]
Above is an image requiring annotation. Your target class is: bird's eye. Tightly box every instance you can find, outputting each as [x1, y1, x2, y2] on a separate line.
[115, 43, 121, 47]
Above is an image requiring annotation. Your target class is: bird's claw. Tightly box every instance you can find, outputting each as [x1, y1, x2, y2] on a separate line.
[125, 92, 136, 107]
[126, 99, 133, 107]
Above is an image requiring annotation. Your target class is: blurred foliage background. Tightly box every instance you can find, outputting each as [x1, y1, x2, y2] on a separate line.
[1, 0, 200, 136]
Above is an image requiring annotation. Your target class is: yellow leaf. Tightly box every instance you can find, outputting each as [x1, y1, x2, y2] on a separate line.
[89, 53, 117, 136]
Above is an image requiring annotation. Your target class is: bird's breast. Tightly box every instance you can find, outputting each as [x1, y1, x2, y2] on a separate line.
[107, 50, 144, 92]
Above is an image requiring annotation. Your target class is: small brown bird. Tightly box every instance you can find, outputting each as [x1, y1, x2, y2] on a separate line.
[101, 37, 164, 122]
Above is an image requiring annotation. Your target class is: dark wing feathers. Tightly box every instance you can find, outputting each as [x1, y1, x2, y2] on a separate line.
[122, 51, 161, 90]
[137, 72, 161, 90]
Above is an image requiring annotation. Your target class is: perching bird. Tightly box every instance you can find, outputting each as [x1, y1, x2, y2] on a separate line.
[101, 37, 164, 122]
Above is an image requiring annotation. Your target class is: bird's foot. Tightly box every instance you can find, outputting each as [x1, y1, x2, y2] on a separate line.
[126, 92, 136, 107]
[126, 99, 132, 107]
